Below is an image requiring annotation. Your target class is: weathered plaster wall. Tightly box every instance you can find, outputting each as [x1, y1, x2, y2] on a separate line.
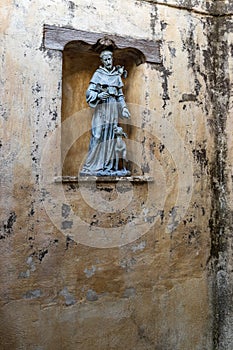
[139, 0, 233, 16]
[210, 16, 233, 349]
[0, 0, 232, 349]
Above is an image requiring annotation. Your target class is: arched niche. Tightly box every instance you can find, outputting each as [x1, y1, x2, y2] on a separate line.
[43, 25, 162, 177]
[62, 38, 146, 176]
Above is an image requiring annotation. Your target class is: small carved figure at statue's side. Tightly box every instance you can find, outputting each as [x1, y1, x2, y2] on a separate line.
[113, 125, 130, 176]
[80, 49, 131, 177]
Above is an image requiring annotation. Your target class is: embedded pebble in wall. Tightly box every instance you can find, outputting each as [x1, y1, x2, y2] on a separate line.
[86, 289, 98, 302]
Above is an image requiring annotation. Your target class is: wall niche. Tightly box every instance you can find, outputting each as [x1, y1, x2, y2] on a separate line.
[43, 25, 161, 178]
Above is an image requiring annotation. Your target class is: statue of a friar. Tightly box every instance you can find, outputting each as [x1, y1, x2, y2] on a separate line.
[80, 50, 130, 176]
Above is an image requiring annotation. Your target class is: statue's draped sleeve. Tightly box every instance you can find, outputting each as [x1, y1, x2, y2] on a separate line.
[86, 82, 99, 108]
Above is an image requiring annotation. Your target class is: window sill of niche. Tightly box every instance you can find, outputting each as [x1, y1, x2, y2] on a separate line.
[54, 176, 154, 183]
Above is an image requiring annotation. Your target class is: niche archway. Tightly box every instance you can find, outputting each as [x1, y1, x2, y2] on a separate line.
[61, 38, 146, 176]
[43, 25, 161, 177]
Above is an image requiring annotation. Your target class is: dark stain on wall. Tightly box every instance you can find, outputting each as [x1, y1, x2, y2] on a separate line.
[0, 212, 17, 238]
[32, 82, 41, 94]
[68, 1, 75, 11]
[204, 17, 232, 349]
[66, 235, 77, 250]
[160, 20, 168, 31]
[179, 93, 197, 102]
[28, 201, 35, 217]
[192, 145, 208, 173]
[62, 203, 71, 218]
[38, 249, 48, 262]
[150, 5, 158, 37]
[159, 143, 165, 153]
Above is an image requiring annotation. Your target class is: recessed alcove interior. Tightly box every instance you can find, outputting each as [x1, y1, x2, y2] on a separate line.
[61, 39, 147, 177]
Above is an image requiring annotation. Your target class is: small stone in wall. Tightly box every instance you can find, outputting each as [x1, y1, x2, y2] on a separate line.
[131, 241, 146, 252]
[61, 220, 73, 229]
[60, 287, 76, 306]
[86, 289, 98, 302]
[23, 289, 41, 300]
[122, 287, 136, 298]
[84, 266, 97, 278]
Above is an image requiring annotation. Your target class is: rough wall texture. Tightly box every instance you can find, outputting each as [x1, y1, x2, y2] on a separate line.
[209, 15, 233, 349]
[0, 0, 232, 349]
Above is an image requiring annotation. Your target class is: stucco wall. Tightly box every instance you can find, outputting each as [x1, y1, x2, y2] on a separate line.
[0, 0, 232, 349]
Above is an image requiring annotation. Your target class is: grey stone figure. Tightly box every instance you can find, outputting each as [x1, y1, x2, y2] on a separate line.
[80, 50, 130, 176]
[113, 125, 129, 175]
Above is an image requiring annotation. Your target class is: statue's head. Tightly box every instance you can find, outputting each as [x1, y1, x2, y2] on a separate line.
[100, 50, 113, 70]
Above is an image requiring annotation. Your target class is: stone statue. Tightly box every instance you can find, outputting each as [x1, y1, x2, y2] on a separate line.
[80, 49, 131, 176]
[113, 126, 128, 173]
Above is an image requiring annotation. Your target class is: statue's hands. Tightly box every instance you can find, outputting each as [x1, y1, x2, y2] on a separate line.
[122, 107, 130, 119]
[98, 92, 109, 100]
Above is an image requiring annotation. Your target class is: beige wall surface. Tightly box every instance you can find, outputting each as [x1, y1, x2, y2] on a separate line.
[139, 0, 233, 15]
[0, 0, 232, 349]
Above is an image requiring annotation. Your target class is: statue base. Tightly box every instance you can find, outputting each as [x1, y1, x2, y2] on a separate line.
[79, 169, 131, 177]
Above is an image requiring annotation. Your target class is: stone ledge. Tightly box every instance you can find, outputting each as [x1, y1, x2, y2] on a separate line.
[54, 176, 154, 183]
